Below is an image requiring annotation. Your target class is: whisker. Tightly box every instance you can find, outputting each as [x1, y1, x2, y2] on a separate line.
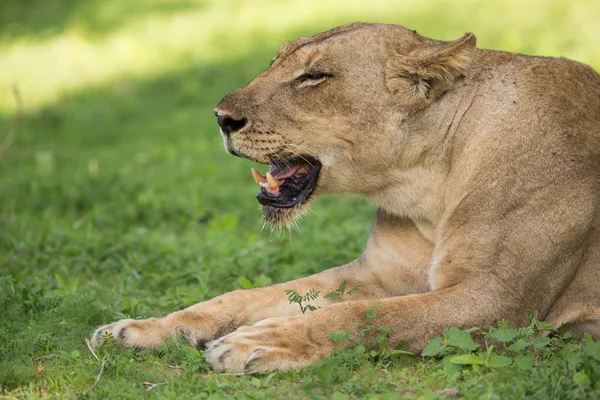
[285, 143, 318, 159]
[283, 144, 317, 167]
[305, 206, 325, 220]
[265, 142, 292, 169]
[286, 224, 294, 248]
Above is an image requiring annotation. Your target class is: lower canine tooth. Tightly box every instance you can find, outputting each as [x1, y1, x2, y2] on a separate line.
[266, 172, 283, 190]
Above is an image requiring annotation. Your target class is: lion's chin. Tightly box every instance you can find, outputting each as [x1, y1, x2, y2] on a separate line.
[261, 196, 315, 229]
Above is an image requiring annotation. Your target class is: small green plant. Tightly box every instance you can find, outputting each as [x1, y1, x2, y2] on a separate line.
[328, 302, 413, 360]
[237, 274, 273, 289]
[323, 279, 362, 302]
[421, 326, 481, 358]
[418, 311, 600, 390]
[285, 288, 321, 314]
[305, 302, 414, 397]
[573, 333, 600, 389]
[285, 280, 362, 314]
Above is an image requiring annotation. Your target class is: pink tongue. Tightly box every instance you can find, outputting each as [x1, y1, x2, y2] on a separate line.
[270, 163, 301, 179]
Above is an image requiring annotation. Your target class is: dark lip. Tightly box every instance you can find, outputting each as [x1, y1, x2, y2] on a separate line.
[256, 158, 321, 209]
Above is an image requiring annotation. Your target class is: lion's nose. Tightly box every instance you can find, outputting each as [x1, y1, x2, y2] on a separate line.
[215, 112, 247, 136]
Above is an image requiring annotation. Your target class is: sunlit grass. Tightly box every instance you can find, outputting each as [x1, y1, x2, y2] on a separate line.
[1, 0, 598, 114]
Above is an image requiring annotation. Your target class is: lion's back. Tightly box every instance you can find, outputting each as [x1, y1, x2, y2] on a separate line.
[470, 49, 600, 159]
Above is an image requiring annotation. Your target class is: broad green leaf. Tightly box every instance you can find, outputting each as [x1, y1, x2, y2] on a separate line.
[536, 321, 555, 332]
[238, 277, 254, 289]
[530, 337, 552, 349]
[251, 377, 262, 388]
[442, 356, 463, 374]
[449, 354, 485, 365]
[584, 341, 600, 361]
[487, 355, 512, 368]
[514, 354, 535, 370]
[69, 278, 79, 294]
[567, 355, 583, 371]
[573, 371, 591, 388]
[263, 372, 276, 386]
[446, 328, 480, 351]
[489, 328, 519, 343]
[422, 337, 444, 357]
[507, 339, 531, 352]
[329, 330, 350, 344]
[55, 274, 67, 290]
[122, 297, 131, 310]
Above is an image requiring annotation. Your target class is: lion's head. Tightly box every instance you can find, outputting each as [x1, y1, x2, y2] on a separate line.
[215, 23, 476, 226]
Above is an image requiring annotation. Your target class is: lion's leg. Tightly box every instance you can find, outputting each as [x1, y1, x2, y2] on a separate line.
[91, 261, 376, 349]
[91, 213, 433, 349]
[204, 280, 516, 373]
[560, 310, 600, 339]
[546, 258, 600, 340]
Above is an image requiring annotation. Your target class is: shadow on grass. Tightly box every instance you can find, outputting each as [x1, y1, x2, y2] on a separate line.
[0, 37, 273, 220]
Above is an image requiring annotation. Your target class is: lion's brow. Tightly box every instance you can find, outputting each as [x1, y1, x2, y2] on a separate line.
[273, 22, 371, 64]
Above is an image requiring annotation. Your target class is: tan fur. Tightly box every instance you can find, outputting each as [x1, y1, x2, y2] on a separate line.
[92, 23, 600, 373]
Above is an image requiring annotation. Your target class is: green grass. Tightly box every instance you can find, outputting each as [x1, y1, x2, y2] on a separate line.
[1, 0, 600, 398]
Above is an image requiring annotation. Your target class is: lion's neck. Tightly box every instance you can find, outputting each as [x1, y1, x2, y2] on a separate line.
[366, 92, 468, 242]
[368, 164, 447, 242]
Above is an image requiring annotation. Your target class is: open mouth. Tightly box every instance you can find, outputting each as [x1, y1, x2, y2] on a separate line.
[250, 157, 321, 208]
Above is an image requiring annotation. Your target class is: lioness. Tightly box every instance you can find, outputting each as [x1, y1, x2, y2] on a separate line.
[93, 23, 600, 373]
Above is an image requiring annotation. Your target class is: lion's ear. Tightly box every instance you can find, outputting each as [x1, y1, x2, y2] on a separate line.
[386, 33, 476, 109]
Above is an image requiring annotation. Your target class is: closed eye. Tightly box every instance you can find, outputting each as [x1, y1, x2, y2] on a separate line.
[294, 70, 330, 86]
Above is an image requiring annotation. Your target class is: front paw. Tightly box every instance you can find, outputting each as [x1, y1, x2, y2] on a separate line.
[205, 316, 332, 373]
[91, 318, 164, 349]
